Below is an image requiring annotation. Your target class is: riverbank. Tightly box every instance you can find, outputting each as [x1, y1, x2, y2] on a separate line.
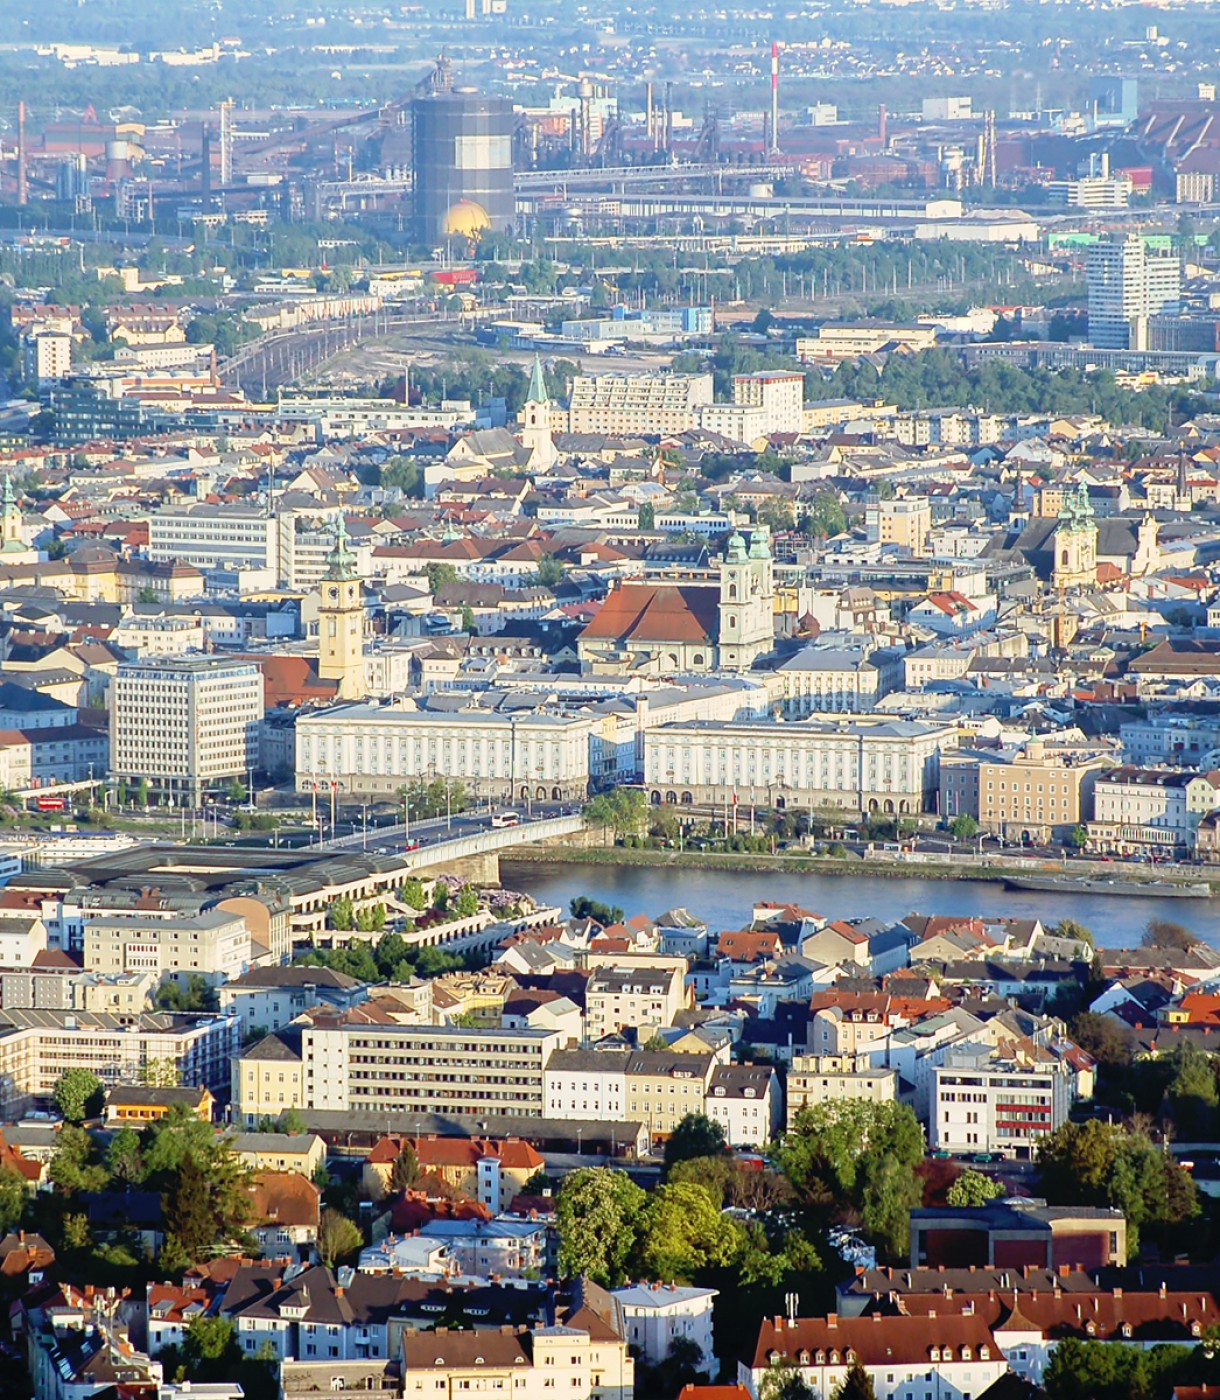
[508, 842, 1220, 892]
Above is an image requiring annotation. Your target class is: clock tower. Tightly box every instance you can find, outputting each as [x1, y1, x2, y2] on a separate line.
[318, 515, 364, 699]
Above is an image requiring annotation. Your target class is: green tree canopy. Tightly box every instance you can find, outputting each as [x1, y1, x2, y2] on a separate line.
[663, 1114, 729, 1174]
[638, 1181, 740, 1280]
[555, 1167, 645, 1286]
[317, 1209, 363, 1267]
[54, 1068, 104, 1123]
[778, 1100, 925, 1258]
[946, 1169, 1004, 1208]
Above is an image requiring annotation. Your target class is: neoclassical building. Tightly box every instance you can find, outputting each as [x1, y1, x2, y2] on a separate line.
[643, 717, 957, 816]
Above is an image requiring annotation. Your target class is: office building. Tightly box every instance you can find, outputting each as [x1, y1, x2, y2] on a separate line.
[940, 739, 1111, 843]
[1087, 236, 1181, 349]
[147, 503, 279, 575]
[412, 90, 515, 244]
[110, 657, 263, 803]
[931, 1044, 1071, 1159]
[83, 909, 254, 988]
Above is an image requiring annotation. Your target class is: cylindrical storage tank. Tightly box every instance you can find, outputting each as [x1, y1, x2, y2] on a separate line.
[412, 89, 515, 244]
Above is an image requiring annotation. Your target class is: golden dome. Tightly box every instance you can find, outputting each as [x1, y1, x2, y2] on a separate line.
[443, 198, 491, 237]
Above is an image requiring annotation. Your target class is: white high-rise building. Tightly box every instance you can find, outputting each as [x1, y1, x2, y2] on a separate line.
[1087, 236, 1181, 349]
[110, 657, 263, 804]
[147, 503, 278, 576]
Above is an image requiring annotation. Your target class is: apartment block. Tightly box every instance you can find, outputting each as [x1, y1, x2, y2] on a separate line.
[232, 1022, 563, 1128]
[731, 370, 806, 434]
[786, 1054, 897, 1127]
[566, 372, 713, 435]
[0, 1008, 237, 1117]
[864, 496, 932, 556]
[585, 963, 688, 1041]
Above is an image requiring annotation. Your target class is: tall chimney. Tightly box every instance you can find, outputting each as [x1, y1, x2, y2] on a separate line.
[878, 102, 887, 151]
[770, 43, 780, 153]
[17, 102, 28, 207]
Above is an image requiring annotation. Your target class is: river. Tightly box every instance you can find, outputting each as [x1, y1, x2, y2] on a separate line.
[500, 860, 1220, 948]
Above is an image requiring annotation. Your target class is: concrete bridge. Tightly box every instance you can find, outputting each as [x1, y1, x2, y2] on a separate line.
[405, 814, 585, 885]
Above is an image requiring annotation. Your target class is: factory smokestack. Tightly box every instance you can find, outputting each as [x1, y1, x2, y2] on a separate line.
[17, 101, 28, 206]
[770, 43, 780, 153]
[878, 102, 887, 151]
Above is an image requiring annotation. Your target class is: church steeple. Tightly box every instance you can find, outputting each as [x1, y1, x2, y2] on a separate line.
[318, 513, 363, 699]
[520, 354, 556, 471]
[0, 475, 20, 549]
[526, 354, 548, 406]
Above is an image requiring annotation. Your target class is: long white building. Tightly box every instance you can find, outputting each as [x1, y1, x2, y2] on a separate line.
[643, 718, 955, 816]
[566, 372, 714, 435]
[294, 703, 593, 801]
[146, 503, 278, 574]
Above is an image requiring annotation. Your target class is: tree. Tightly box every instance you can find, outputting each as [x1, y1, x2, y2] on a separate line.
[638, 502, 656, 530]
[185, 1315, 240, 1369]
[0, 1167, 27, 1233]
[317, 1209, 363, 1266]
[760, 1359, 816, 1400]
[454, 885, 479, 917]
[799, 492, 846, 540]
[164, 1154, 219, 1267]
[54, 1068, 104, 1123]
[399, 878, 426, 911]
[638, 1181, 739, 1280]
[664, 1114, 729, 1174]
[948, 814, 979, 840]
[1065, 824, 1089, 850]
[1069, 1011, 1133, 1069]
[390, 1143, 421, 1193]
[460, 604, 477, 635]
[105, 1127, 145, 1186]
[49, 1125, 108, 1195]
[583, 787, 647, 839]
[226, 778, 248, 804]
[1037, 1119, 1198, 1254]
[946, 1169, 1004, 1207]
[278, 1108, 308, 1135]
[832, 1362, 878, 1400]
[329, 897, 354, 931]
[1166, 1043, 1219, 1139]
[778, 1100, 925, 1259]
[1052, 918, 1094, 949]
[1144, 919, 1199, 952]
[569, 894, 625, 926]
[135, 777, 150, 808]
[556, 1168, 646, 1286]
[535, 554, 564, 587]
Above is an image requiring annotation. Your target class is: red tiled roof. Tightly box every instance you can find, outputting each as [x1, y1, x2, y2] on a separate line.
[578, 582, 720, 646]
[752, 1313, 998, 1369]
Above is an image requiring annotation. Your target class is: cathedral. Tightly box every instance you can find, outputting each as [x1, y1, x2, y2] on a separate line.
[577, 526, 775, 675]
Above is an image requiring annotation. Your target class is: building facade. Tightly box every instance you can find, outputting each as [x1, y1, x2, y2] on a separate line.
[644, 718, 954, 817]
[110, 657, 263, 803]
